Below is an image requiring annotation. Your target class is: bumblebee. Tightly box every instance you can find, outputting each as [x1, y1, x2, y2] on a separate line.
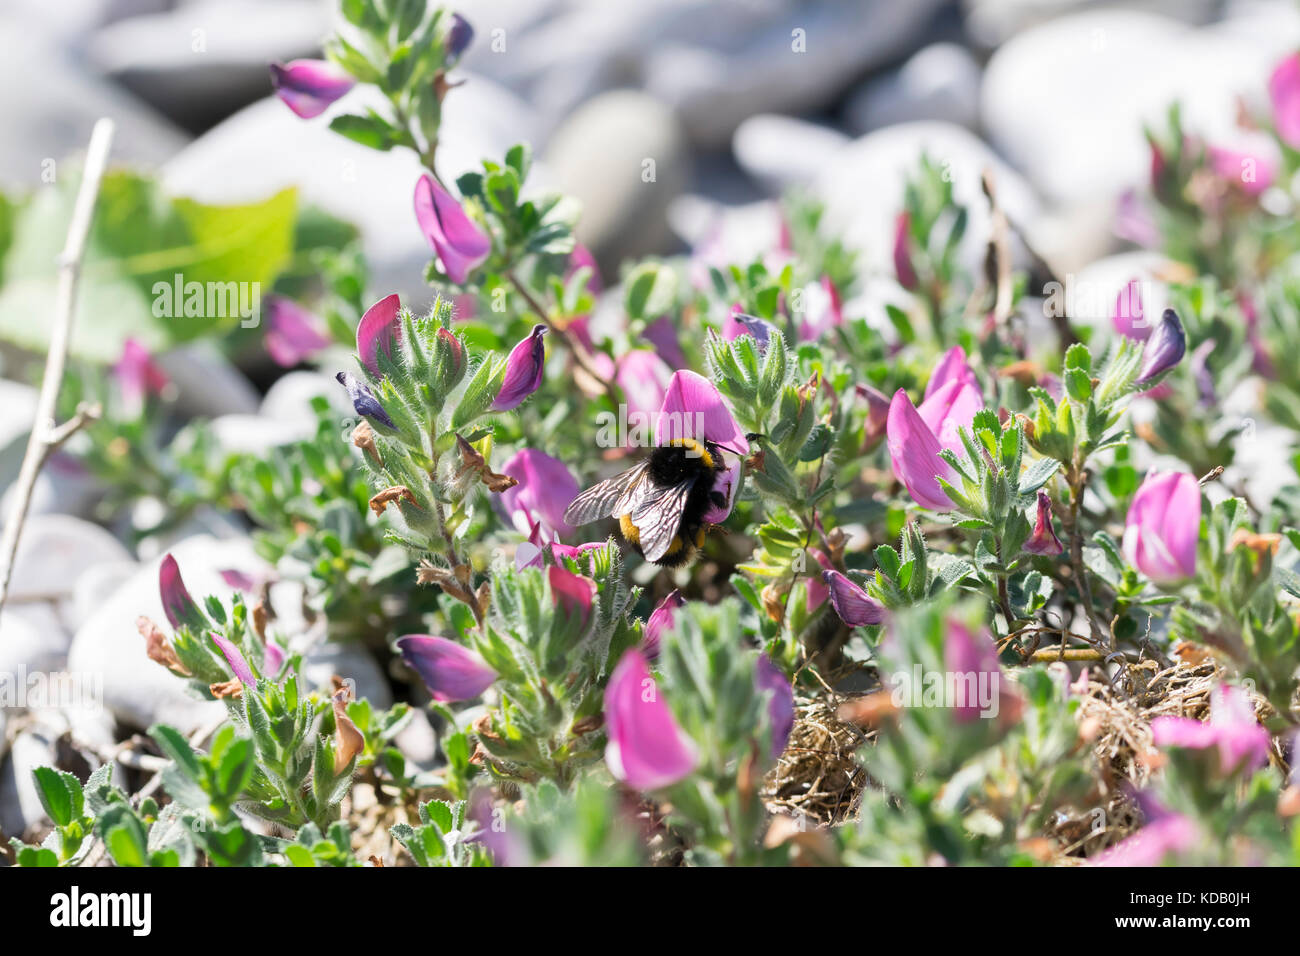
[563, 437, 729, 567]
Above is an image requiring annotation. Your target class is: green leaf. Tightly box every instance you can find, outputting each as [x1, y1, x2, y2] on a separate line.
[32, 767, 82, 827]
[0, 172, 296, 360]
[623, 262, 678, 321]
[1017, 457, 1060, 497]
[329, 113, 408, 151]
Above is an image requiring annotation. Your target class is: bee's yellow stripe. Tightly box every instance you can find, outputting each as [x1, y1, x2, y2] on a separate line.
[666, 437, 714, 469]
[619, 513, 641, 544]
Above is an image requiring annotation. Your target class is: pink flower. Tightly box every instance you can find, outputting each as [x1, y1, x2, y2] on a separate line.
[798, 276, 842, 342]
[642, 589, 685, 660]
[616, 350, 673, 423]
[497, 448, 580, 544]
[1089, 807, 1198, 867]
[491, 324, 547, 411]
[1269, 53, 1300, 149]
[548, 564, 595, 633]
[112, 338, 169, 414]
[604, 649, 697, 791]
[943, 620, 1003, 724]
[1122, 471, 1200, 583]
[886, 377, 981, 511]
[924, 347, 979, 402]
[642, 317, 685, 369]
[210, 632, 256, 687]
[1023, 491, 1064, 556]
[1114, 189, 1159, 248]
[657, 369, 749, 455]
[803, 549, 834, 611]
[264, 295, 330, 367]
[159, 554, 206, 632]
[821, 570, 886, 627]
[414, 174, 491, 285]
[396, 635, 497, 702]
[722, 303, 776, 345]
[1207, 145, 1276, 197]
[1150, 684, 1270, 774]
[755, 654, 794, 761]
[854, 383, 891, 448]
[269, 59, 354, 118]
[356, 293, 403, 375]
[893, 211, 918, 291]
[1112, 278, 1150, 341]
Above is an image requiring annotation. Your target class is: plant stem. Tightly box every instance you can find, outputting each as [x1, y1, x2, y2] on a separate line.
[0, 119, 114, 615]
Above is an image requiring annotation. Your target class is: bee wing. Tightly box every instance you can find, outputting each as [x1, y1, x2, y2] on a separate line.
[629, 477, 697, 563]
[563, 461, 653, 526]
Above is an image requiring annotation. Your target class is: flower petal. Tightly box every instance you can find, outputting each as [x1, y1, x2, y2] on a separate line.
[210, 632, 256, 687]
[822, 570, 886, 627]
[356, 293, 402, 375]
[269, 59, 355, 118]
[657, 369, 748, 454]
[496, 448, 580, 543]
[265, 295, 331, 367]
[603, 649, 697, 791]
[886, 388, 954, 511]
[491, 324, 547, 411]
[414, 174, 491, 285]
[397, 635, 498, 702]
[642, 589, 685, 660]
[755, 654, 794, 761]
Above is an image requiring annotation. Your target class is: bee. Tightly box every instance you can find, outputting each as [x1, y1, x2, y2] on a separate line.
[563, 437, 729, 567]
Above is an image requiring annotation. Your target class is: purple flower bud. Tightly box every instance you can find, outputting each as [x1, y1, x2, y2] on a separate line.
[444, 12, 474, 65]
[335, 371, 396, 429]
[1112, 278, 1149, 341]
[1135, 309, 1186, 386]
[262, 641, 286, 676]
[1122, 470, 1200, 583]
[491, 324, 547, 411]
[159, 554, 207, 632]
[414, 174, 491, 285]
[755, 654, 794, 762]
[642, 589, 686, 660]
[821, 570, 886, 627]
[210, 632, 256, 687]
[265, 295, 331, 367]
[893, 211, 918, 291]
[356, 293, 403, 375]
[548, 564, 595, 633]
[112, 338, 169, 415]
[436, 326, 466, 382]
[1023, 491, 1064, 556]
[854, 383, 891, 447]
[269, 59, 355, 119]
[397, 635, 498, 702]
[604, 649, 697, 791]
[723, 305, 776, 346]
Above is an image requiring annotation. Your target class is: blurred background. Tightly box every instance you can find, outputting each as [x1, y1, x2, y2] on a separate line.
[3, 0, 1296, 299]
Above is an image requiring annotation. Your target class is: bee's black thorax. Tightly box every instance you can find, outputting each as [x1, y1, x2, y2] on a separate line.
[647, 438, 721, 485]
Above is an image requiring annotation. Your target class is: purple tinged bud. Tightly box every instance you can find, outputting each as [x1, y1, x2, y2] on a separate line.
[265, 295, 331, 367]
[1190, 339, 1216, 407]
[893, 211, 918, 291]
[604, 649, 697, 791]
[1135, 309, 1186, 386]
[822, 570, 887, 627]
[397, 635, 498, 702]
[491, 324, 547, 411]
[755, 654, 794, 762]
[444, 13, 474, 65]
[269, 59, 355, 119]
[210, 632, 256, 687]
[159, 554, 206, 632]
[356, 293, 403, 375]
[854, 383, 891, 446]
[1122, 471, 1200, 583]
[548, 564, 595, 633]
[1023, 491, 1064, 556]
[262, 641, 286, 676]
[335, 371, 396, 429]
[642, 589, 686, 660]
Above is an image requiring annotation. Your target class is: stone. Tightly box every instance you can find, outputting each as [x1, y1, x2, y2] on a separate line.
[301, 643, 392, 710]
[732, 114, 850, 193]
[4, 514, 132, 605]
[542, 90, 688, 270]
[208, 413, 316, 456]
[844, 43, 982, 134]
[259, 369, 349, 434]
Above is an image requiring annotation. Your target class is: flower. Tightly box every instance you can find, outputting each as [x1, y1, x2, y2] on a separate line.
[269, 59, 354, 119]
[1023, 491, 1064, 556]
[604, 649, 697, 791]
[615, 350, 673, 423]
[112, 338, 169, 414]
[642, 589, 686, 660]
[886, 378, 981, 511]
[548, 564, 595, 633]
[1114, 189, 1159, 248]
[397, 635, 498, 702]
[1134, 309, 1186, 386]
[755, 654, 794, 761]
[210, 632, 256, 687]
[1122, 471, 1200, 583]
[218, 569, 257, 592]
[264, 295, 330, 367]
[722, 304, 776, 346]
[798, 276, 842, 342]
[1112, 278, 1149, 341]
[356, 293, 402, 375]
[1269, 53, 1300, 149]
[854, 383, 891, 448]
[414, 174, 491, 284]
[1089, 804, 1198, 867]
[642, 317, 685, 369]
[1150, 684, 1270, 775]
[802, 549, 835, 611]
[893, 211, 918, 290]
[335, 371, 396, 429]
[923, 346, 979, 401]
[657, 369, 749, 455]
[1207, 144, 1276, 197]
[821, 570, 886, 627]
[943, 620, 1004, 724]
[443, 12, 474, 65]
[159, 554, 206, 632]
[262, 640, 285, 676]
[491, 324, 547, 411]
[496, 448, 580, 544]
